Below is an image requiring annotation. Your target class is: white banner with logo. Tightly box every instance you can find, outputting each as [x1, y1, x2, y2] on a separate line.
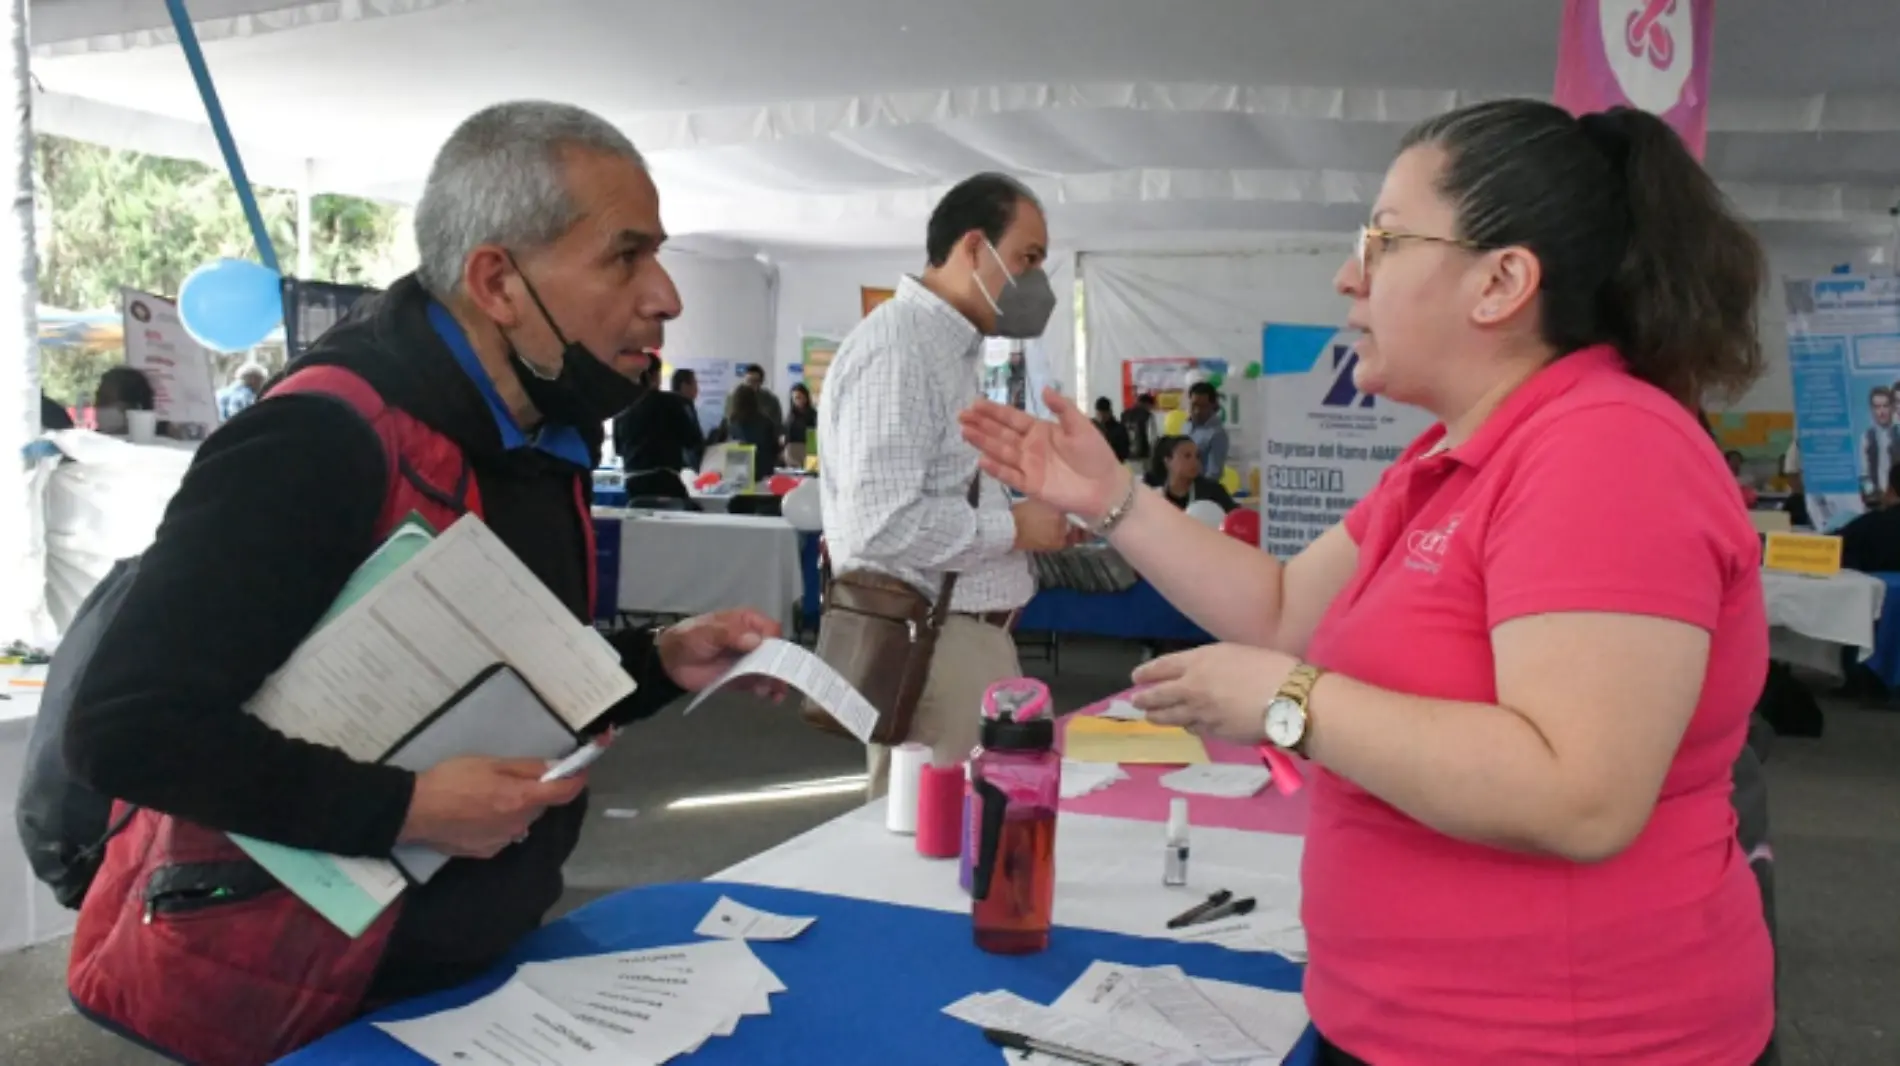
[1259, 324, 1433, 559]
[122, 287, 219, 440]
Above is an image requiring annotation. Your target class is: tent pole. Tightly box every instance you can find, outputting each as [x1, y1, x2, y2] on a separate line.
[1, 0, 40, 639]
[296, 160, 314, 280]
[163, 0, 279, 274]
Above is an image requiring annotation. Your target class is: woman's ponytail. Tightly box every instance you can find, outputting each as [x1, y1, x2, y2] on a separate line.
[1584, 108, 1766, 407]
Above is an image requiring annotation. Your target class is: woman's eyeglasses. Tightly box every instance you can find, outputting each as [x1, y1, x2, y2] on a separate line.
[1355, 225, 1488, 280]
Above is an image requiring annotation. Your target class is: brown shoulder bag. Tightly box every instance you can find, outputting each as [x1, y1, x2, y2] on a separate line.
[802, 475, 981, 744]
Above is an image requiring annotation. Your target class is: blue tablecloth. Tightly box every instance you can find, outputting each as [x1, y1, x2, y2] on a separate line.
[1861, 572, 1900, 689]
[1018, 580, 1213, 644]
[281, 881, 1315, 1065]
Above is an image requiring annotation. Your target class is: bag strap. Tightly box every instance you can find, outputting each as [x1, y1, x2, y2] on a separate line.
[925, 473, 985, 630]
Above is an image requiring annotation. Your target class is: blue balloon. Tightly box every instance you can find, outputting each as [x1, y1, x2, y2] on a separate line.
[178, 258, 283, 352]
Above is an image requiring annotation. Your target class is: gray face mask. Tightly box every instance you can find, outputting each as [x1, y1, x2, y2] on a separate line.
[977, 239, 1057, 339]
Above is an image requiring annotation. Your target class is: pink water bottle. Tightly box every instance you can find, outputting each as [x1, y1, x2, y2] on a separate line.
[969, 679, 1060, 955]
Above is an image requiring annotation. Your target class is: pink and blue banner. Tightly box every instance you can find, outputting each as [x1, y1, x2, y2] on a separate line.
[1553, 0, 1713, 159]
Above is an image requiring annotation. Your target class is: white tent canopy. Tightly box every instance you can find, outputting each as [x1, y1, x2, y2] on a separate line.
[26, 0, 1900, 255]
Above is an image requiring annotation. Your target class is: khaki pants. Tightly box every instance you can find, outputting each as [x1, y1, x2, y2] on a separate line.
[865, 616, 1023, 798]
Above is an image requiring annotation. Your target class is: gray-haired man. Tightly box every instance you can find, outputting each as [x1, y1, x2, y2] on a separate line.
[60, 101, 781, 1062]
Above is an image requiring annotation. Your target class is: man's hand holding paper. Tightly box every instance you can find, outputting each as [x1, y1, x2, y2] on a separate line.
[399, 756, 587, 859]
[657, 608, 787, 699]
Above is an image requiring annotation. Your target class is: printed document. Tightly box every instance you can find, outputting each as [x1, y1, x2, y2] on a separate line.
[375, 978, 624, 1066]
[683, 637, 879, 742]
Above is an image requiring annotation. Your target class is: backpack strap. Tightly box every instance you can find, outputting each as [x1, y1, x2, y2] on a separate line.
[270, 366, 474, 521]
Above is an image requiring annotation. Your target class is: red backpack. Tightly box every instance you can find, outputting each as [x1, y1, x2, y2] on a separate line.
[66, 366, 590, 1066]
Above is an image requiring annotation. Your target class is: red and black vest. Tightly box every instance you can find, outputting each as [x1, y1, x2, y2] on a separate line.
[67, 365, 596, 1066]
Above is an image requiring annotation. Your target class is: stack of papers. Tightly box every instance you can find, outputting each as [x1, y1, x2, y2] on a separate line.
[1061, 759, 1130, 799]
[1066, 717, 1210, 766]
[1160, 764, 1273, 799]
[378, 900, 810, 1065]
[948, 961, 1309, 1066]
[1172, 909, 1308, 963]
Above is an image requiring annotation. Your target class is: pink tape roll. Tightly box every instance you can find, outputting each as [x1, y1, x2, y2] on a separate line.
[915, 762, 965, 858]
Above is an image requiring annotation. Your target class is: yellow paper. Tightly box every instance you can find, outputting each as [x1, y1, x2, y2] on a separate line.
[1763, 532, 1842, 576]
[1065, 716, 1210, 765]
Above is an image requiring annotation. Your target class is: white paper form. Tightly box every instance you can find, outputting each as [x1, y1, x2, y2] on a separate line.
[682, 637, 879, 742]
[1125, 966, 1272, 1065]
[694, 895, 815, 941]
[1173, 909, 1307, 962]
[1061, 759, 1130, 799]
[1101, 699, 1148, 721]
[249, 516, 634, 762]
[1159, 764, 1272, 799]
[374, 978, 626, 1066]
[515, 940, 780, 1058]
[942, 990, 1200, 1066]
[1045, 963, 1308, 1066]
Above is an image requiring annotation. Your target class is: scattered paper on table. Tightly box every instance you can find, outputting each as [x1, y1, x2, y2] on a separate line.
[1036, 961, 1309, 1066]
[1160, 763, 1272, 799]
[683, 638, 881, 742]
[1060, 759, 1130, 799]
[1125, 965, 1271, 1064]
[375, 978, 624, 1065]
[943, 989, 1198, 1066]
[1100, 699, 1147, 721]
[1066, 717, 1210, 765]
[509, 939, 785, 1063]
[1172, 908, 1308, 962]
[694, 895, 816, 941]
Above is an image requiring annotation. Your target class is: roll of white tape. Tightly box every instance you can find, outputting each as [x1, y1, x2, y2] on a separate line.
[885, 743, 929, 834]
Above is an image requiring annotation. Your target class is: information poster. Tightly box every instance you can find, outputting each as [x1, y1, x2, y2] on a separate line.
[1120, 357, 1216, 410]
[1259, 324, 1432, 559]
[800, 335, 840, 403]
[122, 287, 219, 440]
[1784, 275, 1900, 531]
[662, 356, 742, 435]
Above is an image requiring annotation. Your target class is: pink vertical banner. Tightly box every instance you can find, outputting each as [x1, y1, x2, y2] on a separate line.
[1553, 0, 1713, 159]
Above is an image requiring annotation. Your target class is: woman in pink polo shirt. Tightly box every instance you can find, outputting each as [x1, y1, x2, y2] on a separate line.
[961, 99, 1774, 1065]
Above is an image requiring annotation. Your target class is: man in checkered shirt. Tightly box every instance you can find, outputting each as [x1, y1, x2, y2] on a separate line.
[820, 173, 1071, 795]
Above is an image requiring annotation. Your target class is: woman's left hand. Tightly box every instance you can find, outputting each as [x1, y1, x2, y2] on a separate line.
[1130, 643, 1300, 746]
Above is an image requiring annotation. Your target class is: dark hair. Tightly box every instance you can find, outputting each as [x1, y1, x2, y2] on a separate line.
[743, 364, 765, 379]
[1399, 100, 1764, 407]
[926, 172, 1039, 268]
[1145, 435, 1196, 487]
[96, 366, 156, 410]
[1094, 396, 1114, 415]
[728, 383, 763, 422]
[1187, 382, 1218, 404]
[1873, 386, 1893, 403]
[671, 367, 696, 391]
[790, 382, 812, 406]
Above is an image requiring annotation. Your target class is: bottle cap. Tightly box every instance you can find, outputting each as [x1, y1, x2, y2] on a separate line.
[1166, 797, 1189, 840]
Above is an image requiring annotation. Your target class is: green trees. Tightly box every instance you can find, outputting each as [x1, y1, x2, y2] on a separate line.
[34, 134, 409, 405]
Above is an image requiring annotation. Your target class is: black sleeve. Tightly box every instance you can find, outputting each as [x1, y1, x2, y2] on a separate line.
[599, 627, 686, 727]
[676, 398, 704, 455]
[65, 396, 419, 857]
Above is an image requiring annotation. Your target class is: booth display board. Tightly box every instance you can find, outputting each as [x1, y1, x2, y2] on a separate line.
[1785, 275, 1900, 531]
[122, 288, 218, 440]
[799, 336, 840, 403]
[1259, 324, 1432, 560]
[665, 356, 745, 435]
[282, 278, 381, 362]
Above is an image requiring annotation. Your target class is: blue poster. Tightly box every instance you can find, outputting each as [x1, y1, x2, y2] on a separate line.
[1785, 276, 1900, 531]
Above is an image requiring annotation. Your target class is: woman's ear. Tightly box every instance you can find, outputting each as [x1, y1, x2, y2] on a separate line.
[1472, 247, 1542, 327]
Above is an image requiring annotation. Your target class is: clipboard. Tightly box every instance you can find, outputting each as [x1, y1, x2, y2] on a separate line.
[380, 664, 583, 884]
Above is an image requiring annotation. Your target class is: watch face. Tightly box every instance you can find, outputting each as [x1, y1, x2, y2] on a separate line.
[1264, 698, 1304, 747]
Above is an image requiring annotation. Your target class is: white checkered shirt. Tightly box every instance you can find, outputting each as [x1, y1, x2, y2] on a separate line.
[818, 276, 1035, 612]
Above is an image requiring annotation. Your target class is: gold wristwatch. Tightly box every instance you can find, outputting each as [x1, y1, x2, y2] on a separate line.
[1262, 663, 1324, 755]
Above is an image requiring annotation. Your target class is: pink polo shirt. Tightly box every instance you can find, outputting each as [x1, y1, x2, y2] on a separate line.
[1301, 346, 1774, 1064]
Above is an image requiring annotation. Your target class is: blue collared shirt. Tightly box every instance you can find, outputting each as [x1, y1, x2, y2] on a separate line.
[427, 302, 591, 468]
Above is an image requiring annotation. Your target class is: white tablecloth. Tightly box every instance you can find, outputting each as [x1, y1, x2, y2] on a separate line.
[1763, 568, 1886, 676]
[0, 668, 76, 954]
[610, 510, 804, 630]
[718, 803, 1305, 942]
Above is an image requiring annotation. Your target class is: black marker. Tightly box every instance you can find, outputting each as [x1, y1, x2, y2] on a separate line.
[1195, 896, 1257, 924]
[1165, 889, 1231, 929]
[984, 1028, 1137, 1066]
